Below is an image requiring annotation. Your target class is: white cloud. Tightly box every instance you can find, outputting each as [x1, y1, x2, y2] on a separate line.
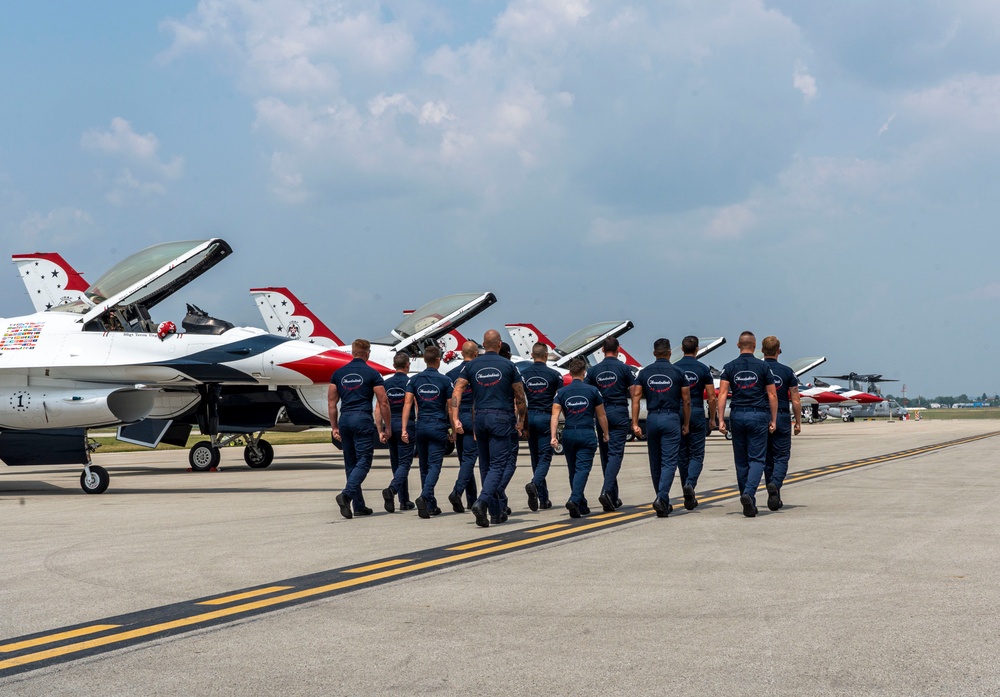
[81, 118, 183, 205]
[80, 117, 183, 179]
[793, 60, 817, 100]
[878, 112, 897, 137]
[18, 207, 95, 246]
[903, 73, 1000, 133]
[704, 203, 756, 240]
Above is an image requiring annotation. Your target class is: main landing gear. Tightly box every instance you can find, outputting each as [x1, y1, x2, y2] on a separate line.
[188, 431, 275, 472]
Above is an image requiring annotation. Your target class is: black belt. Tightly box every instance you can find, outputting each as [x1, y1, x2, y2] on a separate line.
[605, 402, 628, 408]
[563, 425, 596, 431]
[648, 408, 678, 413]
[730, 406, 769, 412]
[477, 408, 513, 414]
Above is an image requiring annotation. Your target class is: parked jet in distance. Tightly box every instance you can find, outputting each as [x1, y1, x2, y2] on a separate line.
[1, 239, 377, 493]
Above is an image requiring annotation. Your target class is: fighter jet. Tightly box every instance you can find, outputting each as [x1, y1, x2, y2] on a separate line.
[1, 239, 381, 493]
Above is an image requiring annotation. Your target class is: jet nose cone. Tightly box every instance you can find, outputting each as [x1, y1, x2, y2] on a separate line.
[278, 349, 393, 384]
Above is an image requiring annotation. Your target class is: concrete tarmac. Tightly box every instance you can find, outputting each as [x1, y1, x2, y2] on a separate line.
[2, 420, 999, 695]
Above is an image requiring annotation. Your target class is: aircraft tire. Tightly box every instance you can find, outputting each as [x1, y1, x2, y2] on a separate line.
[80, 465, 110, 494]
[244, 440, 274, 469]
[189, 441, 220, 471]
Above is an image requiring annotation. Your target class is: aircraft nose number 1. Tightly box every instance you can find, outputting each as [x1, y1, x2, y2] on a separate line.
[10, 391, 30, 411]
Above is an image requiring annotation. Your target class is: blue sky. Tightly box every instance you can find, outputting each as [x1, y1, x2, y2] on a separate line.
[1, 1, 997, 398]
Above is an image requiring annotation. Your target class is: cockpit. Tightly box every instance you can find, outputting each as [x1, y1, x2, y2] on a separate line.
[49, 239, 233, 334]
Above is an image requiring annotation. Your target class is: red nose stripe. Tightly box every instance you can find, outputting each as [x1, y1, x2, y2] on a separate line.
[280, 351, 396, 383]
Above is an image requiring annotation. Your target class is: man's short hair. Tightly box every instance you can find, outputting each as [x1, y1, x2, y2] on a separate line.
[653, 338, 671, 358]
[423, 345, 441, 363]
[499, 342, 512, 359]
[567, 356, 588, 375]
[531, 342, 549, 360]
[393, 352, 410, 370]
[602, 337, 619, 354]
[352, 339, 371, 357]
[461, 340, 479, 359]
[761, 335, 780, 357]
[483, 329, 501, 351]
[681, 335, 699, 355]
[737, 331, 756, 349]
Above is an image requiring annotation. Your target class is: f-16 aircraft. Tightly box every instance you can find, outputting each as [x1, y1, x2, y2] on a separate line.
[1, 239, 378, 493]
[252, 287, 493, 371]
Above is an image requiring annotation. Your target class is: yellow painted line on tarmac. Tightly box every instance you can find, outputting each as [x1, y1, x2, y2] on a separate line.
[525, 524, 570, 534]
[591, 512, 622, 519]
[197, 587, 293, 606]
[0, 511, 650, 672]
[0, 625, 121, 653]
[342, 559, 412, 574]
[446, 539, 502, 551]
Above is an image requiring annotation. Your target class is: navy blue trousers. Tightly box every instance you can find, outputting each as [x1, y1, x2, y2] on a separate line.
[730, 409, 769, 499]
[646, 411, 681, 501]
[387, 418, 414, 504]
[678, 410, 707, 489]
[473, 410, 516, 519]
[563, 429, 597, 507]
[764, 412, 792, 489]
[452, 413, 479, 505]
[527, 411, 554, 501]
[339, 411, 375, 512]
[597, 404, 629, 500]
[416, 424, 449, 510]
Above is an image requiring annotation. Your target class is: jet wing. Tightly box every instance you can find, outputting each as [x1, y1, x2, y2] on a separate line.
[789, 356, 827, 378]
[552, 320, 634, 369]
[391, 292, 497, 354]
[81, 239, 233, 326]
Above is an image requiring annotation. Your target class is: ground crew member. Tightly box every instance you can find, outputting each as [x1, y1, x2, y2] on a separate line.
[518, 342, 561, 511]
[586, 337, 634, 511]
[674, 335, 717, 510]
[452, 330, 527, 528]
[496, 342, 520, 515]
[761, 335, 802, 511]
[379, 353, 415, 513]
[401, 345, 453, 519]
[329, 339, 390, 519]
[446, 340, 480, 512]
[717, 331, 777, 518]
[632, 339, 690, 517]
[552, 357, 609, 518]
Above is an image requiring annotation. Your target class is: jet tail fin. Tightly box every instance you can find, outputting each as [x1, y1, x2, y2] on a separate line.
[250, 287, 343, 347]
[12, 252, 90, 312]
[505, 323, 556, 359]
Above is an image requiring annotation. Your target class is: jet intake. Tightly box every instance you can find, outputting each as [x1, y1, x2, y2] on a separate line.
[0, 387, 156, 430]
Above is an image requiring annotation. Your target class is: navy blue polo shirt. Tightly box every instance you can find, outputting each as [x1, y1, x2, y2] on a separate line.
[383, 372, 409, 420]
[518, 361, 562, 413]
[765, 358, 798, 410]
[459, 351, 522, 411]
[636, 358, 686, 412]
[447, 362, 473, 416]
[675, 355, 714, 410]
[586, 356, 634, 407]
[556, 380, 603, 430]
[719, 354, 774, 409]
[406, 367, 454, 426]
[331, 357, 385, 413]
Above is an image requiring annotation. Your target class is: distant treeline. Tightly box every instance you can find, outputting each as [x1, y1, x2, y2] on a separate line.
[886, 393, 1000, 408]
